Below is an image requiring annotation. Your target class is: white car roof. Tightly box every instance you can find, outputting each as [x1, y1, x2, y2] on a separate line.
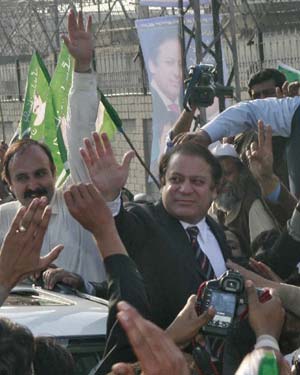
[0, 285, 108, 337]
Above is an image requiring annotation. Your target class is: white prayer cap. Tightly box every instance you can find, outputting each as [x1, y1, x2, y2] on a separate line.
[208, 141, 239, 159]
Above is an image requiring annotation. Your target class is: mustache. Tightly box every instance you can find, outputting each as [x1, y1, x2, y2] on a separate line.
[24, 187, 48, 199]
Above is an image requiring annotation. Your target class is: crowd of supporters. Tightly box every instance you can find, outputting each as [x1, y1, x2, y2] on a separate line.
[1, 9, 300, 375]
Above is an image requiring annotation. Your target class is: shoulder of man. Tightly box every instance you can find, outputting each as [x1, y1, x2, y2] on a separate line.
[0, 200, 20, 214]
[0, 200, 20, 244]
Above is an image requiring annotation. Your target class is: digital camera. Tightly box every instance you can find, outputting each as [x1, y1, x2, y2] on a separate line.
[196, 270, 270, 337]
[183, 63, 233, 108]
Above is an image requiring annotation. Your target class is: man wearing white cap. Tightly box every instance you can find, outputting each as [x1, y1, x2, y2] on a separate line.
[209, 141, 279, 257]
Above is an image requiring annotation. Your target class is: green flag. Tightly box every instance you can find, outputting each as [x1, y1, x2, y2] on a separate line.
[96, 88, 123, 139]
[278, 61, 300, 82]
[44, 43, 74, 178]
[19, 52, 50, 139]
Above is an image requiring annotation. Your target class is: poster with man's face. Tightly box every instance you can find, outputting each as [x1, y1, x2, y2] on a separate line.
[136, 14, 229, 176]
[136, 16, 184, 175]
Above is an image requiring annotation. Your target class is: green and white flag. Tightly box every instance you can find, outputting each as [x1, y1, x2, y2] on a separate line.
[44, 42, 74, 179]
[278, 61, 300, 82]
[96, 88, 123, 139]
[19, 52, 50, 139]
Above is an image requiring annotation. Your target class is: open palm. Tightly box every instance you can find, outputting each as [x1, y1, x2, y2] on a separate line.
[80, 132, 135, 201]
[62, 9, 93, 71]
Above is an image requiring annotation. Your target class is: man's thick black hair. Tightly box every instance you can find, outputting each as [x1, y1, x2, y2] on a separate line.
[248, 68, 286, 97]
[159, 141, 223, 188]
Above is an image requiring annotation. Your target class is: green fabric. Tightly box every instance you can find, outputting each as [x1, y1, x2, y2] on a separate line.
[278, 62, 300, 82]
[96, 88, 122, 140]
[44, 43, 74, 177]
[19, 52, 50, 139]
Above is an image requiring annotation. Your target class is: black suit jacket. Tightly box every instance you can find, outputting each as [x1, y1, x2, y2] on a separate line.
[96, 200, 231, 374]
[115, 199, 232, 329]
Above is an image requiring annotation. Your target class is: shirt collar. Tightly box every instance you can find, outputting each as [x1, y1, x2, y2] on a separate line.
[151, 79, 179, 108]
[180, 217, 208, 242]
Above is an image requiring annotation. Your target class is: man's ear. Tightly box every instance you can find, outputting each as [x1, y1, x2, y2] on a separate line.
[6, 182, 16, 198]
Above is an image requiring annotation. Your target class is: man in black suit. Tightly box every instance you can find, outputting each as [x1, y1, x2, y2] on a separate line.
[81, 133, 232, 329]
[79, 134, 232, 372]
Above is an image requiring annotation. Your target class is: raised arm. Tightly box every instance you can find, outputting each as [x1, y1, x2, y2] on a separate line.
[202, 96, 300, 143]
[64, 182, 127, 254]
[63, 10, 99, 184]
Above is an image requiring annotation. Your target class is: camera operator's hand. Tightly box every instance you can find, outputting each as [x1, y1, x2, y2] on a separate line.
[246, 280, 285, 340]
[166, 294, 215, 347]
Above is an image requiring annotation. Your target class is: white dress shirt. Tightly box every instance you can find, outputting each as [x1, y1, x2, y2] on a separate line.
[180, 218, 227, 278]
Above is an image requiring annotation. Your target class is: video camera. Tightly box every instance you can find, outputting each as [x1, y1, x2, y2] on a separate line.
[183, 64, 233, 109]
[196, 270, 271, 337]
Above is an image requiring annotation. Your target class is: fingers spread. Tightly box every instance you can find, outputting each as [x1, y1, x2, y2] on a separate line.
[93, 132, 105, 158]
[87, 15, 92, 33]
[122, 151, 135, 172]
[78, 10, 84, 31]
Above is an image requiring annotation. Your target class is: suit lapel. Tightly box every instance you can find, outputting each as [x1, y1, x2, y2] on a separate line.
[206, 215, 232, 260]
[153, 201, 213, 281]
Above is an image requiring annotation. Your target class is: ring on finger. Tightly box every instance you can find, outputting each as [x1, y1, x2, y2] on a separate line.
[19, 225, 27, 232]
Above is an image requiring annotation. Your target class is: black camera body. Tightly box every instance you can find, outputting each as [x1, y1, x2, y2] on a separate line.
[196, 270, 252, 337]
[183, 63, 233, 108]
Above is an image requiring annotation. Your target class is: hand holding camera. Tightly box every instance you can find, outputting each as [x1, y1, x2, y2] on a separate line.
[196, 270, 276, 338]
[246, 279, 285, 341]
[183, 64, 233, 110]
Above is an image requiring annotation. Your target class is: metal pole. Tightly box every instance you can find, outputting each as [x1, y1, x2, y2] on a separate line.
[212, 0, 225, 111]
[53, 0, 61, 52]
[228, 0, 241, 101]
[178, 0, 187, 82]
[191, 0, 207, 124]
[0, 102, 6, 142]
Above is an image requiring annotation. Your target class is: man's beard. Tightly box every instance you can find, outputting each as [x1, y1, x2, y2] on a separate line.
[215, 183, 242, 212]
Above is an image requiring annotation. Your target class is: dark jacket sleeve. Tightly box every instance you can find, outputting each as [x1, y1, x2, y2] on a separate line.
[255, 228, 300, 279]
[96, 254, 151, 375]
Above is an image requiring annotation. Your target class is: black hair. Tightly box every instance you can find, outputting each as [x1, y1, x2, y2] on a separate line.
[159, 141, 223, 188]
[33, 337, 75, 375]
[0, 317, 34, 375]
[2, 139, 56, 184]
[248, 68, 286, 98]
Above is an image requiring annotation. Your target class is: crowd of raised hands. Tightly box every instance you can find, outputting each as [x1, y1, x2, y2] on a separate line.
[2, 8, 300, 375]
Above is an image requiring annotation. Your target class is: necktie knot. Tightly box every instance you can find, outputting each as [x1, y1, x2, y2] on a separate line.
[186, 226, 199, 243]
